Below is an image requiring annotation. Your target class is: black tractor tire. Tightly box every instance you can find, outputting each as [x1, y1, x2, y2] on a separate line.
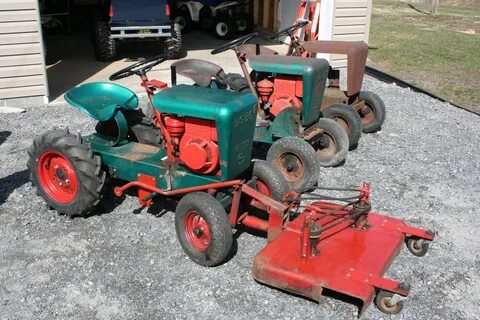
[251, 160, 288, 201]
[174, 6, 193, 33]
[310, 118, 349, 167]
[175, 192, 233, 267]
[27, 130, 106, 217]
[213, 17, 237, 40]
[322, 104, 363, 150]
[164, 22, 183, 59]
[358, 91, 386, 133]
[236, 13, 254, 35]
[266, 137, 320, 193]
[93, 21, 117, 62]
[225, 73, 251, 93]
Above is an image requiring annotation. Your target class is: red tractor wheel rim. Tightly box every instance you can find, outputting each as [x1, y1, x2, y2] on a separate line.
[37, 150, 78, 204]
[184, 211, 211, 252]
[251, 179, 272, 208]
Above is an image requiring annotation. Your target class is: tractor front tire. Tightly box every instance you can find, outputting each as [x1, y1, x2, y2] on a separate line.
[164, 22, 183, 59]
[358, 91, 386, 133]
[251, 160, 288, 201]
[214, 17, 236, 40]
[310, 118, 349, 167]
[175, 192, 233, 267]
[94, 21, 117, 62]
[267, 137, 319, 193]
[27, 130, 106, 217]
[322, 103, 363, 150]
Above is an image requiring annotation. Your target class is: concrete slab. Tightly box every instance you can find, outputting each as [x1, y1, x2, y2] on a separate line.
[45, 30, 285, 105]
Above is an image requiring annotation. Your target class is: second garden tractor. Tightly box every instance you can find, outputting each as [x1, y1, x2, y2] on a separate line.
[27, 54, 434, 317]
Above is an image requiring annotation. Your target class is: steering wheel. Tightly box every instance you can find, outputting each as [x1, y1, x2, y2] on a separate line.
[211, 32, 259, 55]
[270, 20, 309, 40]
[109, 54, 169, 81]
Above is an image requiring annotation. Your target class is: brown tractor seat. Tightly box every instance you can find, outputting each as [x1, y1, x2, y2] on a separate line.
[300, 41, 368, 96]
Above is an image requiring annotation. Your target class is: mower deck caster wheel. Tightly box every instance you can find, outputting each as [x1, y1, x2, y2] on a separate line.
[175, 192, 233, 267]
[375, 291, 404, 314]
[406, 237, 429, 257]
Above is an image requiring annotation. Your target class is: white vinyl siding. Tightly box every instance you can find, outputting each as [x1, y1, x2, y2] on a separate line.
[0, 0, 48, 101]
[330, 0, 373, 68]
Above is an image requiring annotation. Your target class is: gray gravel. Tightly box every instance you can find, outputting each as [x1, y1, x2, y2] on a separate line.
[1, 77, 479, 320]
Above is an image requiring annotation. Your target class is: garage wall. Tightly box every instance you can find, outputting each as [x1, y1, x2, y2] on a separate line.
[0, 0, 48, 107]
[330, 0, 373, 68]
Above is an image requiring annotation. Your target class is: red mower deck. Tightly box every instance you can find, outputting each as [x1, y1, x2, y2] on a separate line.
[253, 199, 434, 315]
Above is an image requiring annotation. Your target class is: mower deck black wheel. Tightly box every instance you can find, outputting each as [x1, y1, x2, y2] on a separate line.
[266, 137, 319, 193]
[174, 6, 193, 33]
[322, 103, 363, 150]
[93, 21, 117, 62]
[310, 118, 349, 167]
[175, 192, 233, 267]
[358, 91, 386, 133]
[374, 291, 404, 314]
[27, 130, 106, 217]
[214, 17, 236, 40]
[406, 236, 430, 257]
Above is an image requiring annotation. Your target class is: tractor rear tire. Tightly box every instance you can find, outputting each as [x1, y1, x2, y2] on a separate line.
[266, 137, 319, 193]
[164, 22, 183, 59]
[322, 104, 363, 150]
[310, 118, 349, 167]
[174, 6, 193, 33]
[94, 21, 117, 62]
[27, 130, 106, 217]
[175, 192, 233, 267]
[358, 91, 386, 133]
[214, 17, 236, 40]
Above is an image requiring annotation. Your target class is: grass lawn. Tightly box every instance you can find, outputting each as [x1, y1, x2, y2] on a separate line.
[369, 0, 480, 112]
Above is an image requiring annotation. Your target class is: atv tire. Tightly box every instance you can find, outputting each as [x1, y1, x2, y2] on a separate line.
[27, 130, 106, 217]
[174, 6, 193, 33]
[214, 17, 236, 40]
[94, 21, 117, 62]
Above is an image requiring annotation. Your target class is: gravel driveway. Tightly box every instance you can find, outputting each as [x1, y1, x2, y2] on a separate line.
[0, 77, 479, 320]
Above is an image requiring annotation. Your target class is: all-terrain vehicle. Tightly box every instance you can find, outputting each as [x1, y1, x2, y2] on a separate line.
[173, 0, 253, 39]
[92, 0, 182, 61]
[170, 33, 351, 178]
[267, 20, 387, 133]
[27, 54, 435, 316]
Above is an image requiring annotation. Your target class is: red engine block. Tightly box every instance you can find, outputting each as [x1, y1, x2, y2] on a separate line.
[164, 116, 220, 175]
[257, 76, 303, 116]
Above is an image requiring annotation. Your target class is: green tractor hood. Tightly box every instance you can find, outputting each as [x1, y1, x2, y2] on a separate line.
[249, 55, 329, 127]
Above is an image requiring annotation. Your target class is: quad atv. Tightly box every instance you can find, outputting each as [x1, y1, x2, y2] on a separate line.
[267, 20, 386, 133]
[174, 0, 253, 39]
[27, 54, 435, 316]
[92, 0, 182, 61]
[170, 33, 351, 177]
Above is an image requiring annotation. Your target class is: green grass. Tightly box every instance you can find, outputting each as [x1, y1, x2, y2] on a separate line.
[369, 0, 480, 111]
